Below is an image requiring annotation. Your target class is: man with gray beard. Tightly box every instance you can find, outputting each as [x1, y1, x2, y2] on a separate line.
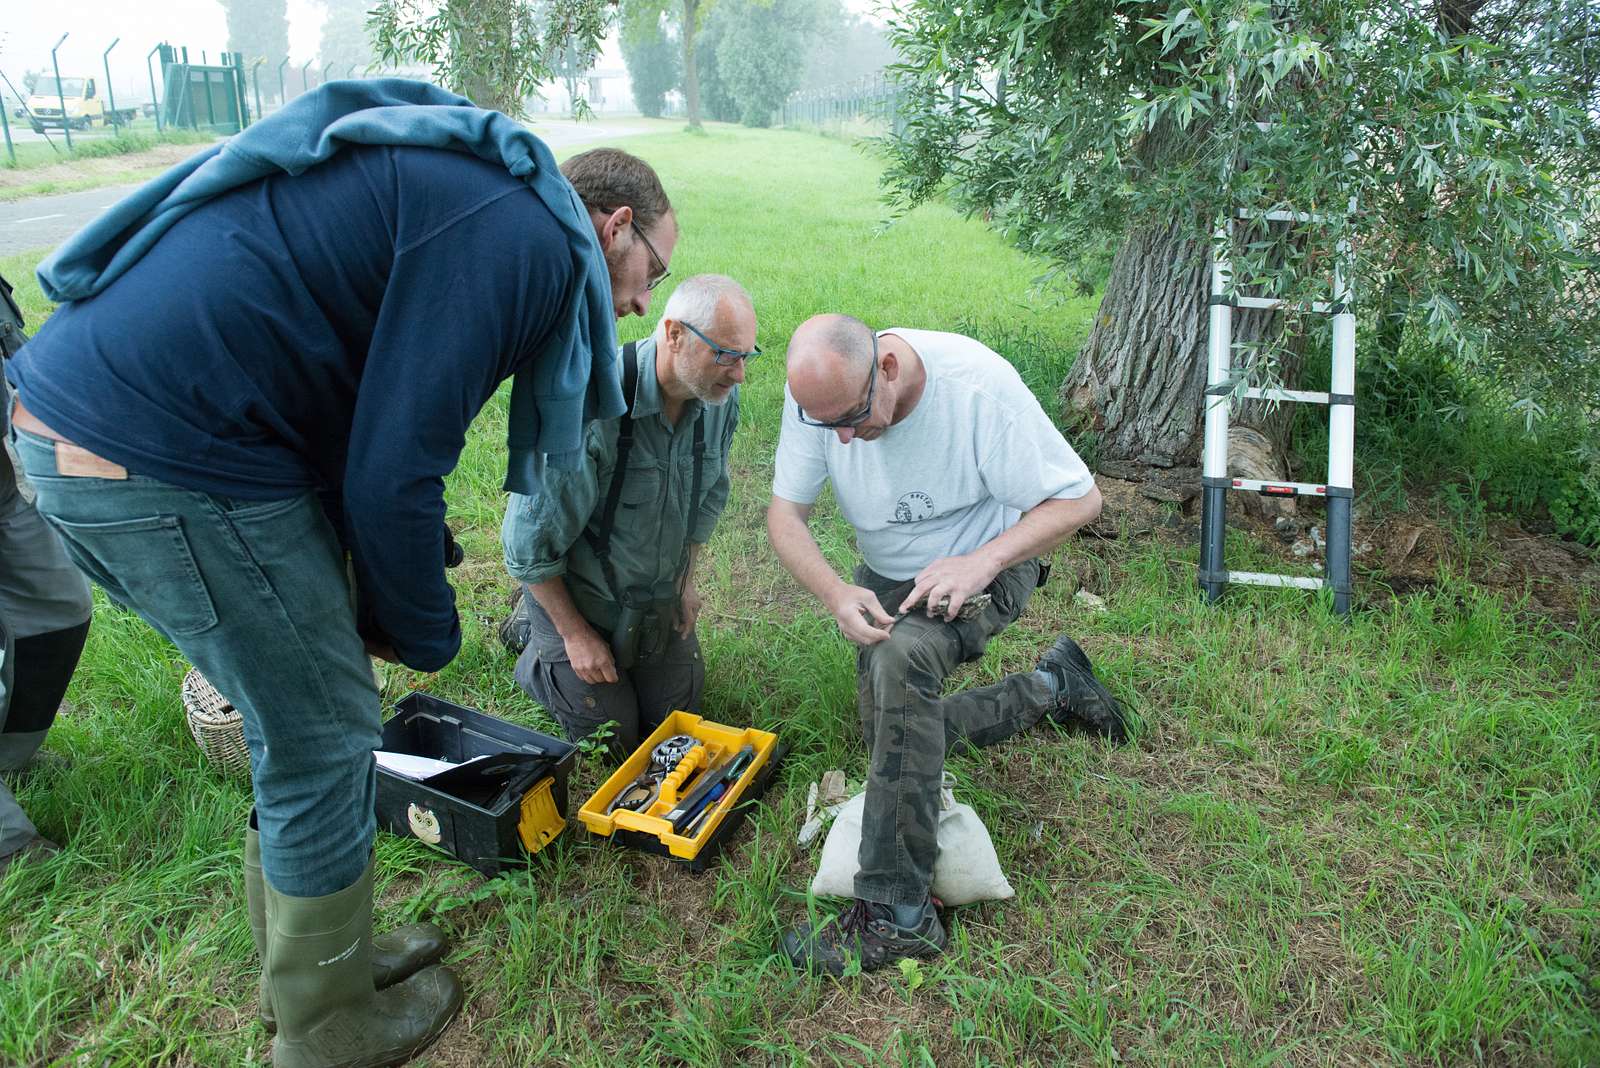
[502, 275, 756, 755]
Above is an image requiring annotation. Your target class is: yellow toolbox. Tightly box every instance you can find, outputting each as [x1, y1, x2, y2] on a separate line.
[578, 711, 783, 867]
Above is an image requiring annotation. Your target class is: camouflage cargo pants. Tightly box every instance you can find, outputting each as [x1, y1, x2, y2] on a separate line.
[853, 558, 1052, 906]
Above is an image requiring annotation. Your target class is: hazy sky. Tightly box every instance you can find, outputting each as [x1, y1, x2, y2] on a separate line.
[0, 0, 882, 104]
[0, 1, 337, 101]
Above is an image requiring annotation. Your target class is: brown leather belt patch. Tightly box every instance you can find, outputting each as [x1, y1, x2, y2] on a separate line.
[54, 441, 128, 479]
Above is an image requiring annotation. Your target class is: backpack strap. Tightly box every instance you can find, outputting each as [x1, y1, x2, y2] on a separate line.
[674, 408, 708, 584]
[585, 342, 639, 600]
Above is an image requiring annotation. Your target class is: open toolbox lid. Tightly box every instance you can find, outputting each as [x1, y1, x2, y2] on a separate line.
[376, 692, 577, 876]
[577, 711, 780, 860]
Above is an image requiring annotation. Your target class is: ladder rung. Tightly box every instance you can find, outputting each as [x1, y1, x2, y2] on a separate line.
[1237, 208, 1329, 224]
[1224, 571, 1325, 591]
[1240, 387, 1330, 404]
[1228, 478, 1328, 497]
[1233, 295, 1336, 314]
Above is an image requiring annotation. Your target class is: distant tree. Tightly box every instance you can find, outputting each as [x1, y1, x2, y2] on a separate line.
[630, 0, 718, 128]
[368, 0, 611, 116]
[318, 0, 378, 77]
[693, 9, 740, 122]
[221, 0, 291, 90]
[21, 70, 42, 96]
[620, 1, 680, 118]
[712, 0, 824, 127]
[800, 10, 897, 91]
[552, 41, 585, 115]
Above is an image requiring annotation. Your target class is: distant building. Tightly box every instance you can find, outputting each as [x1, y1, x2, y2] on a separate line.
[526, 67, 636, 115]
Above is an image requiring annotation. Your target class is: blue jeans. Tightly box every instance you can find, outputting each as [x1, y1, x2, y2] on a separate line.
[13, 429, 378, 897]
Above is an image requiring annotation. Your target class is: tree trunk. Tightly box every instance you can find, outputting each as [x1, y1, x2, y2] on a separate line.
[450, 0, 511, 113]
[1061, 221, 1303, 468]
[681, 0, 702, 129]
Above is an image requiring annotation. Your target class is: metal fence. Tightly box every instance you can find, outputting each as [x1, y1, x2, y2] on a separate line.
[0, 31, 385, 166]
[780, 76, 906, 136]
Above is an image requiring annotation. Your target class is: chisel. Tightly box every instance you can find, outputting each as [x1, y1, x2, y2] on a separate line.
[666, 744, 754, 834]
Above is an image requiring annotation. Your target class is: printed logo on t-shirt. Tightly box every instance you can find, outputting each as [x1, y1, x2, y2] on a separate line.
[890, 491, 935, 524]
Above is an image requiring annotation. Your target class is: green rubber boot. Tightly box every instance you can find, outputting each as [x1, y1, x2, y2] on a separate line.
[245, 816, 451, 1033]
[263, 858, 462, 1068]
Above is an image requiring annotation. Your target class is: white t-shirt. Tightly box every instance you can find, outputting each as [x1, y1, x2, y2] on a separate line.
[772, 328, 1096, 580]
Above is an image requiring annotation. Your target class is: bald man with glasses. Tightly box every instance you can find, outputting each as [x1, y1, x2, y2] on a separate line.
[501, 275, 757, 755]
[768, 315, 1126, 975]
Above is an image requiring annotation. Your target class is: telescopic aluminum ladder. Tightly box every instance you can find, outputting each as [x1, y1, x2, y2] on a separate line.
[1198, 154, 1357, 616]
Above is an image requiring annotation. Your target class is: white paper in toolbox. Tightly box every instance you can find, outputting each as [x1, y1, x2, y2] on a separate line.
[374, 751, 488, 781]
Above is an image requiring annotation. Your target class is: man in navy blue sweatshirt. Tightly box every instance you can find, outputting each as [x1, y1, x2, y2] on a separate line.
[5, 133, 675, 1067]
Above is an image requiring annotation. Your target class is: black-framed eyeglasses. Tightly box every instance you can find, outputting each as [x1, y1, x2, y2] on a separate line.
[589, 203, 671, 291]
[631, 221, 671, 292]
[796, 334, 879, 428]
[680, 321, 762, 366]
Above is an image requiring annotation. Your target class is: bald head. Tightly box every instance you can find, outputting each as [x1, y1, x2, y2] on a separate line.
[786, 314, 876, 405]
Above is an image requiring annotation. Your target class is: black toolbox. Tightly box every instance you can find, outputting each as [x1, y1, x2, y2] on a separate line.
[375, 692, 577, 877]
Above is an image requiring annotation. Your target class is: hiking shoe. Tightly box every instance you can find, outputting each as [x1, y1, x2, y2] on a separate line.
[782, 898, 947, 976]
[497, 585, 535, 656]
[0, 749, 71, 788]
[0, 835, 61, 877]
[1037, 635, 1129, 742]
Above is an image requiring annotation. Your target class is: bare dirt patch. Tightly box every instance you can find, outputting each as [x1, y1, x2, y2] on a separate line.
[1092, 466, 1600, 623]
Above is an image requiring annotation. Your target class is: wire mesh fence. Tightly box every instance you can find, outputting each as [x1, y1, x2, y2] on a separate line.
[780, 76, 905, 135]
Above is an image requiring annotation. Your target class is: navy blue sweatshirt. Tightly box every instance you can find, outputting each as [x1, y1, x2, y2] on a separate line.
[7, 144, 575, 670]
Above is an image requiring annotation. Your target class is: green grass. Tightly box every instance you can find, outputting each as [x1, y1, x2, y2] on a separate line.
[1, 123, 213, 169]
[0, 168, 185, 204]
[2, 126, 1597, 1066]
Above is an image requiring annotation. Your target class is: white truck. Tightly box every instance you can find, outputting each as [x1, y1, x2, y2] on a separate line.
[27, 75, 137, 131]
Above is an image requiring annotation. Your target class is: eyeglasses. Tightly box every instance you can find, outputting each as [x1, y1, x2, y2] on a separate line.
[589, 203, 671, 291]
[632, 221, 671, 292]
[680, 321, 762, 366]
[796, 334, 879, 428]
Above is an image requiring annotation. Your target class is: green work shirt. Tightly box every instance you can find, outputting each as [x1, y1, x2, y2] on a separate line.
[501, 336, 738, 633]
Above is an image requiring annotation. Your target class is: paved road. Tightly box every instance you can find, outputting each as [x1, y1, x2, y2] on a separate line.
[2, 118, 657, 258]
[1, 183, 143, 257]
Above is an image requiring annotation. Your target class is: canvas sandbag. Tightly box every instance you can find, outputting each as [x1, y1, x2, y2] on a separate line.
[810, 774, 1015, 906]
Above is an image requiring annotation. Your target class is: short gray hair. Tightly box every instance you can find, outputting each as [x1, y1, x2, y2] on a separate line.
[808, 313, 875, 373]
[660, 274, 753, 331]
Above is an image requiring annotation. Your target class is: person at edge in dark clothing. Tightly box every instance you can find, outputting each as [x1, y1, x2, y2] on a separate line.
[5, 83, 676, 1067]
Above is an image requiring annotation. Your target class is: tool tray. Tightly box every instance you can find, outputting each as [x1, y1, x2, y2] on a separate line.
[376, 692, 577, 877]
[578, 711, 783, 871]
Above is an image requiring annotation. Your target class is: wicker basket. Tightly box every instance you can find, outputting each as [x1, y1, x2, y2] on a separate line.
[181, 669, 251, 777]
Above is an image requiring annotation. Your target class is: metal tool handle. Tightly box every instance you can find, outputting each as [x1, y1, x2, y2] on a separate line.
[667, 743, 755, 833]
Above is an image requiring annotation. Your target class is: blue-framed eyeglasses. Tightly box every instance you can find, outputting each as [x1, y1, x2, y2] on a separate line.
[796, 333, 878, 428]
[681, 321, 762, 366]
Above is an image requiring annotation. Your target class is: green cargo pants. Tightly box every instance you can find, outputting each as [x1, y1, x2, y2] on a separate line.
[852, 558, 1052, 906]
